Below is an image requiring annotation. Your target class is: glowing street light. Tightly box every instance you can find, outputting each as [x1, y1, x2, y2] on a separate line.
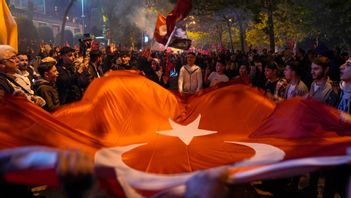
[81, 0, 86, 33]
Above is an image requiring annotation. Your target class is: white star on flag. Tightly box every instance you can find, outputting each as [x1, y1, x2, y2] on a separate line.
[157, 115, 217, 145]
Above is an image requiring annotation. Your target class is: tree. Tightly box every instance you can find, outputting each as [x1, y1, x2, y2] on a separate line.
[27, 0, 34, 20]
[16, 17, 39, 42]
[192, 0, 313, 51]
[38, 26, 54, 42]
[60, 0, 77, 45]
[57, 30, 74, 45]
[297, 0, 351, 51]
[246, 1, 308, 50]
[192, 0, 260, 51]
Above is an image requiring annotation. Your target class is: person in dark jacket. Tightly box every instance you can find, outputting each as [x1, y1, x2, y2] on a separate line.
[101, 45, 116, 73]
[79, 50, 103, 92]
[56, 47, 82, 104]
[146, 58, 167, 86]
[35, 59, 60, 112]
[264, 62, 280, 96]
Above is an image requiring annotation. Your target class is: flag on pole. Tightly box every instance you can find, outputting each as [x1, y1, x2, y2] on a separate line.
[1, 71, 351, 197]
[166, 0, 192, 40]
[153, 0, 192, 49]
[0, 0, 18, 50]
[166, 22, 192, 50]
[153, 13, 167, 45]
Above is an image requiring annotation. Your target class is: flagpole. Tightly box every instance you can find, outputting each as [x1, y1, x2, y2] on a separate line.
[165, 27, 176, 49]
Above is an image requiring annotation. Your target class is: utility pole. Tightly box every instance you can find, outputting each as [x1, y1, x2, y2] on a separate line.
[225, 17, 235, 53]
[60, 0, 76, 45]
[81, 0, 85, 34]
[42, 0, 46, 14]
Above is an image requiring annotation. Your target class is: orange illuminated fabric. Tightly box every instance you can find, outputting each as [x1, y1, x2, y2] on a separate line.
[0, 71, 351, 196]
[53, 71, 351, 174]
[0, 96, 99, 155]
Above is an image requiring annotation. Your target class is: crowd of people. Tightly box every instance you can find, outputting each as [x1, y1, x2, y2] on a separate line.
[0, 34, 351, 197]
[1, 35, 351, 114]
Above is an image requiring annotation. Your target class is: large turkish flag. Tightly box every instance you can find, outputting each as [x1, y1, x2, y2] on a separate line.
[0, 71, 351, 197]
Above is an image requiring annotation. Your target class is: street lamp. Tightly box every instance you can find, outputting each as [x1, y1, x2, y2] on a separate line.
[224, 16, 234, 53]
[81, 0, 85, 34]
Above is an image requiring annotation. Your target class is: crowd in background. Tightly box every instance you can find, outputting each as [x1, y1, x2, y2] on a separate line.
[1, 35, 350, 115]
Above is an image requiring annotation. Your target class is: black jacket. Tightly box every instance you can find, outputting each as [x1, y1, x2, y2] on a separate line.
[79, 63, 103, 92]
[56, 63, 82, 104]
[34, 79, 60, 112]
[0, 73, 15, 94]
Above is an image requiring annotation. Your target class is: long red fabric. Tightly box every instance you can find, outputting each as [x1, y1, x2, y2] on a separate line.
[1, 71, 351, 197]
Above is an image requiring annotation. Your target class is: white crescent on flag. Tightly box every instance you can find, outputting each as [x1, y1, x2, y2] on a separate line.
[95, 115, 286, 190]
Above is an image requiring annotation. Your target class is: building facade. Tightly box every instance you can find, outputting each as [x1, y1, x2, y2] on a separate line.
[7, 0, 83, 39]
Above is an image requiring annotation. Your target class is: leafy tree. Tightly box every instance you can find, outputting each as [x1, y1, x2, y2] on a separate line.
[297, 0, 351, 51]
[60, 0, 77, 45]
[38, 26, 54, 42]
[16, 17, 39, 42]
[57, 30, 74, 45]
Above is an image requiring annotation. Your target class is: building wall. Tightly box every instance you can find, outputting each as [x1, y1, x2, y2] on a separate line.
[8, 0, 83, 38]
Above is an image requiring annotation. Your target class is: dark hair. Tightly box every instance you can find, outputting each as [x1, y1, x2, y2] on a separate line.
[341, 52, 349, 57]
[90, 50, 102, 63]
[60, 47, 75, 56]
[297, 48, 305, 56]
[106, 46, 112, 54]
[313, 56, 329, 69]
[286, 61, 302, 77]
[37, 62, 56, 77]
[266, 62, 278, 70]
[49, 49, 57, 57]
[253, 55, 261, 62]
[239, 64, 248, 71]
[216, 60, 225, 66]
[187, 52, 196, 56]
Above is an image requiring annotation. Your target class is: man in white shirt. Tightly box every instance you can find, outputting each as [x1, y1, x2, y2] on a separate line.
[178, 52, 202, 95]
[207, 61, 229, 87]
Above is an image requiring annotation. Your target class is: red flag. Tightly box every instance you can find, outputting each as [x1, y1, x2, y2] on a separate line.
[153, 13, 167, 45]
[153, 0, 192, 45]
[0, 71, 351, 197]
[166, 0, 193, 39]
